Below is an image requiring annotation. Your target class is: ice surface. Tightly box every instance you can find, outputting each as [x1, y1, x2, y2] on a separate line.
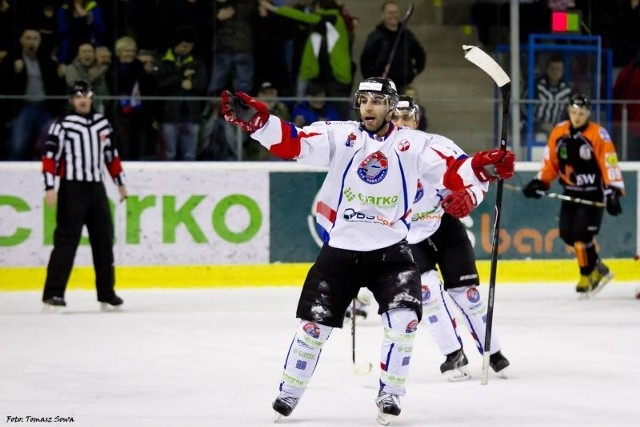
[1, 283, 639, 426]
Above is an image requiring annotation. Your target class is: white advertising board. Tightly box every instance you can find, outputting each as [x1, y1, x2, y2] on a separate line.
[0, 163, 270, 266]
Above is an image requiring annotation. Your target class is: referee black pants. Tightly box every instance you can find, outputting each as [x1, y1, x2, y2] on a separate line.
[42, 181, 116, 302]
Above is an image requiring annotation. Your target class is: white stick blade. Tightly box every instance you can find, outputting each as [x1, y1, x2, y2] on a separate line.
[462, 45, 511, 87]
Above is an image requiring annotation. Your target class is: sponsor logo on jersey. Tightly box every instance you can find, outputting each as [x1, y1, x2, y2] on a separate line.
[421, 285, 431, 301]
[295, 360, 307, 370]
[466, 287, 481, 303]
[414, 180, 423, 203]
[605, 151, 619, 166]
[406, 319, 418, 333]
[342, 208, 396, 226]
[411, 209, 441, 222]
[428, 315, 438, 324]
[303, 322, 321, 338]
[343, 187, 399, 208]
[402, 356, 410, 366]
[357, 151, 388, 184]
[398, 139, 410, 152]
[345, 132, 356, 147]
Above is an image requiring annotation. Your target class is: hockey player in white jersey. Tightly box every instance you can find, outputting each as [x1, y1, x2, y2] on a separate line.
[393, 95, 512, 381]
[221, 77, 515, 425]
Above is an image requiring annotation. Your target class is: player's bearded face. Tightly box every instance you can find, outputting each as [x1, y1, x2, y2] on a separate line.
[358, 94, 390, 132]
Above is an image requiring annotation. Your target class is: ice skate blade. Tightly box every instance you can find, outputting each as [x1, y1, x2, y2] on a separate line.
[442, 367, 471, 382]
[376, 411, 398, 426]
[274, 411, 287, 423]
[588, 272, 613, 298]
[100, 303, 123, 312]
[42, 304, 64, 313]
[494, 367, 509, 379]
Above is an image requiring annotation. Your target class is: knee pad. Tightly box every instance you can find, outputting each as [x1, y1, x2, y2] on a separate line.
[379, 308, 418, 396]
[280, 320, 333, 398]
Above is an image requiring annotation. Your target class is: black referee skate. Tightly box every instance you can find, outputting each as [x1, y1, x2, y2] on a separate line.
[99, 295, 124, 312]
[440, 348, 471, 381]
[375, 390, 401, 426]
[489, 351, 510, 374]
[272, 392, 299, 421]
[42, 296, 66, 313]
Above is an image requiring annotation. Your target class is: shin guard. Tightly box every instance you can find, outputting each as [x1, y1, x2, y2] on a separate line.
[379, 308, 418, 396]
[279, 320, 332, 398]
[420, 270, 463, 356]
[448, 286, 501, 355]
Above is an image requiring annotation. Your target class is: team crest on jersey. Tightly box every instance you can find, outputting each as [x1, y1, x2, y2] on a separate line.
[357, 151, 388, 184]
[302, 322, 321, 338]
[398, 139, 410, 152]
[406, 319, 418, 333]
[466, 287, 480, 303]
[421, 284, 431, 301]
[414, 180, 424, 203]
[579, 144, 592, 160]
[599, 127, 612, 142]
[345, 132, 356, 147]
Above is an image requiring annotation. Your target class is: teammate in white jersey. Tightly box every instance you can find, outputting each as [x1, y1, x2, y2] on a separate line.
[393, 96, 512, 381]
[221, 78, 515, 425]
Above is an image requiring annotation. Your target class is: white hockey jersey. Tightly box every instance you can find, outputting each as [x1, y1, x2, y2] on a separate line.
[252, 117, 488, 251]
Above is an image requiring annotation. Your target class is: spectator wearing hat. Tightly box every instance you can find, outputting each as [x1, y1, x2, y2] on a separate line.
[156, 25, 206, 161]
[258, 82, 290, 120]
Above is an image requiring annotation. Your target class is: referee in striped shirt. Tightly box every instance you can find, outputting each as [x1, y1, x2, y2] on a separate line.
[42, 80, 128, 312]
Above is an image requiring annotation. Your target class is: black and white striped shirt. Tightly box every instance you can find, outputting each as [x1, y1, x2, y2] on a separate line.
[534, 77, 572, 126]
[42, 113, 126, 190]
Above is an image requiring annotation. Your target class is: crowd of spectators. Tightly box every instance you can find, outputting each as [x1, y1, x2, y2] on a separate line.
[0, 0, 389, 161]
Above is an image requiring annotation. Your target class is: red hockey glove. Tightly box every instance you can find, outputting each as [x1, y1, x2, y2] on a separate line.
[221, 90, 269, 133]
[442, 189, 476, 218]
[471, 149, 516, 182]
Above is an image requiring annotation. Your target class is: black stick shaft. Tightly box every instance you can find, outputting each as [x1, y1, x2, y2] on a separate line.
[484, 84, 511, 357]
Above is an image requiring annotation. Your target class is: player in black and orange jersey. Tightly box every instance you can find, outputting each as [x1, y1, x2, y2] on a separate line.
[523, 93, 625, 295]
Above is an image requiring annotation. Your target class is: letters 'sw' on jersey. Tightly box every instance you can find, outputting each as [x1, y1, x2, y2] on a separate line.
[538, 121, 625, 199]
[252, 117, 488, 251]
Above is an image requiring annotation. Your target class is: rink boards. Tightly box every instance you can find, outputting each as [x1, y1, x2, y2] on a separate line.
[1, 162, 638, 290]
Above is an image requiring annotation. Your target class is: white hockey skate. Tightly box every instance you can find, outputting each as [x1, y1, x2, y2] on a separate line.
[375, 390, 400, 426]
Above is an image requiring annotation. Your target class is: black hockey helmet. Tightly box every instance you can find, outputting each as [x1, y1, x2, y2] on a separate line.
[394, 95, 420, 117]
[352, 77, 399, 110]
[69, 80, 93, 97]
[569, 93, 591, 110]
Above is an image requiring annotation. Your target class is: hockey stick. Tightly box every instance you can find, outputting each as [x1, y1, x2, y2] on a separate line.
[381, 2, 415, 79]
[503, 183, 606, 207]
[463, 45, 510, 385]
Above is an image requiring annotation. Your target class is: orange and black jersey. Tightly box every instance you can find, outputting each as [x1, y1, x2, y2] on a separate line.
[42, 113, 126, 190]
[536, 120, 625, 200]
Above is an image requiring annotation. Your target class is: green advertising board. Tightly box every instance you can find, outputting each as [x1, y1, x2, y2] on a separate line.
[270, 171, 637, 263]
